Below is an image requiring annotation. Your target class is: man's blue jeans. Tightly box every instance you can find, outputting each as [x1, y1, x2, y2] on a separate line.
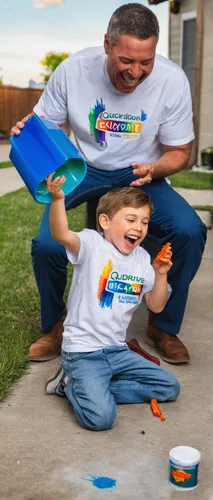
[31, 165, 207, 335]
[62, 346, 180, 430]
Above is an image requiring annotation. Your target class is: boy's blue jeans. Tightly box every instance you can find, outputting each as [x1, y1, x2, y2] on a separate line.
[31, 165, 207, 335]
[62, 346, 180, 431]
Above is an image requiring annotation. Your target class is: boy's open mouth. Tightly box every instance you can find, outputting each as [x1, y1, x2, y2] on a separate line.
[124, 235, 139, 246]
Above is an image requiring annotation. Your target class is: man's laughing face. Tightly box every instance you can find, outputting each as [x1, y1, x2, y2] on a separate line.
[104, 33, 157, 94]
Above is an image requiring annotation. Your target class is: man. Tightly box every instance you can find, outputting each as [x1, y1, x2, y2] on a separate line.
[11, 3, 206, 364]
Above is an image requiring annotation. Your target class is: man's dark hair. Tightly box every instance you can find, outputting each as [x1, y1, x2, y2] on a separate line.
[107, 3, 159, 43]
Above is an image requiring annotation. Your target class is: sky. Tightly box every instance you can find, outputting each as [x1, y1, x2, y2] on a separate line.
[0, 0, 169, 87]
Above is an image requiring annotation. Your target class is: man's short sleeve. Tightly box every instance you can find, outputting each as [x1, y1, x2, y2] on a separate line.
[159, 72, 195, 146]
[33, 63, 68, 124]
[66, 229, 96, 265]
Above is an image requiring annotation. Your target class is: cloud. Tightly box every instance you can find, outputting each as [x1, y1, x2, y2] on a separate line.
[34, 0, 66, 8]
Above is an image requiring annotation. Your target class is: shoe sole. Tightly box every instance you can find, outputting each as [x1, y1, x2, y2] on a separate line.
[145, 336, 190, 365]
[45, 364, 64, 394]
[28, 352, 61, 362]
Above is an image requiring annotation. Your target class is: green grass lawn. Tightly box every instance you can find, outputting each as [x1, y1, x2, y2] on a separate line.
[0, 188, 86, 400]
[1, 160, 213, 188]
[169, 170, 213, 190]
[0, 161, 13, 169]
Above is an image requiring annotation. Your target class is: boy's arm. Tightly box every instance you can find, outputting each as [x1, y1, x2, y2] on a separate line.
[47, 174, 80, 254]
[144, 274, 168, 313]
[144, 244, 172, 313]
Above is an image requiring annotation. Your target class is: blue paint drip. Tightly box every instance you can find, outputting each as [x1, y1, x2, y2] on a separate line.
[84, 473, 116, 489]
[141, 109, 147, 122]
[99, 289, 113, 309]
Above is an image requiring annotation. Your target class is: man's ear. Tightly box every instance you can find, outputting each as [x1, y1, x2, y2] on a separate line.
[104, 34, 109, 55]
[99, 213, 110, 231]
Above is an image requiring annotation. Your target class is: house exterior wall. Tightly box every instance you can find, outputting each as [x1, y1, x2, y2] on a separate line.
[169, 0, 196, 66]
[169, 0, 213, 165]
[198, 0, 213, 157]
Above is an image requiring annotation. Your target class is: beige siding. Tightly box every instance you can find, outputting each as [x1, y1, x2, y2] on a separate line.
[169, 0, 213, 164]
[169, 0, 196, 66]
[198, 0, 213, 160]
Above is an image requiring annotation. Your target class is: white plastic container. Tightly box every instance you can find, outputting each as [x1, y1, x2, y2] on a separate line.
[169, 446, 201, 491]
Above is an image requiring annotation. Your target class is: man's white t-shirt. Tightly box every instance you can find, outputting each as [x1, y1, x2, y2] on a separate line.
[34, 47, 194, 171]
[62, 229, 156, 352]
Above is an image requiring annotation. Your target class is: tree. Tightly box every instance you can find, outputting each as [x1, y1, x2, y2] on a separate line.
[148, 0, 180, 13]
[40, 51, 70, 83]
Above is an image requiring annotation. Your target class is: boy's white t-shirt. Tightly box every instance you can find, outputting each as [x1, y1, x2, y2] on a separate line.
[34, 47, 194, 171]
[62, 229, 156, 352]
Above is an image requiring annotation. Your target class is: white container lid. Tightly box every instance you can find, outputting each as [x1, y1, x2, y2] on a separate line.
[170, 446, 201, 466]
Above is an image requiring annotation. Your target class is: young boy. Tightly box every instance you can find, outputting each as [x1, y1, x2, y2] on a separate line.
[45, 174, 180, 431]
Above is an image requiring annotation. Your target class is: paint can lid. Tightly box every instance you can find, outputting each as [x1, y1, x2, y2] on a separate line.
[169, 446, 201, 466]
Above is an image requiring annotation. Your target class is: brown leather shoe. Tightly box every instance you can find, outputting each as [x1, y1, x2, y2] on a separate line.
[145, 312, 190, 364]
[28, 315, 66, 361]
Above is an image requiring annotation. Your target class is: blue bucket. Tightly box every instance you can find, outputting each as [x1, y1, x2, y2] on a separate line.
[9, 115, 87, 204]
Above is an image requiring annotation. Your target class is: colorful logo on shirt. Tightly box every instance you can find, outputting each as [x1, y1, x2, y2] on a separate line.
[88, 98, 147, 147]
[97, 260, 144, 309]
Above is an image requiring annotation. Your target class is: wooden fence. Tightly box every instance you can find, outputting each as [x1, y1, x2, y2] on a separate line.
[0, 85, 43, 137]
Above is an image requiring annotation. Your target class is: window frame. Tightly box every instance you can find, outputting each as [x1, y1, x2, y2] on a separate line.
[180, 11, 197, 68]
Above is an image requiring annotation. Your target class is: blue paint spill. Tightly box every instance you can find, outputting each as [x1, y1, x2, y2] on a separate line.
[84, 473, 116, 489]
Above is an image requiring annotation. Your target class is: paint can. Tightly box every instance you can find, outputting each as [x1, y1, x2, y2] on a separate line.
[169, 446, 200, 491]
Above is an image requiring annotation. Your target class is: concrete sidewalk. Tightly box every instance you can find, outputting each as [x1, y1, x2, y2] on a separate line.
[0, 144, 25, 196]
[0, 167, 24, 196]
[1, 231, 213, 500]
[0, 143, 10, 162]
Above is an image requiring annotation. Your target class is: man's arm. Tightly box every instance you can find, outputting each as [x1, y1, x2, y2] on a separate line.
[130, 141, 192, 187]
[10, 111, 35, 136]
[10, 62, 68, 136]
[10, 111, 66, 136]
[151, 142, 192, 177]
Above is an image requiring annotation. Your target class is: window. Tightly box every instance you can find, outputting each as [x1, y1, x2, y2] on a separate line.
[180, 12, 196, 96]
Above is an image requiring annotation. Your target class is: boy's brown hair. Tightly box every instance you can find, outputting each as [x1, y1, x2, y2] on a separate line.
[96, 187, 153, 232]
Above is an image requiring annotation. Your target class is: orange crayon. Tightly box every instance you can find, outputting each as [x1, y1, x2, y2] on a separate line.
[150, 399, 165, 421]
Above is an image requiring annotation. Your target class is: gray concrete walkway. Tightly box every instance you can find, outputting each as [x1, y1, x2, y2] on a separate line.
[0, 143, 10, 162]
[0, 167, 24, 196]
[176, 187, 213, 206]
[0, 231, 213, 500]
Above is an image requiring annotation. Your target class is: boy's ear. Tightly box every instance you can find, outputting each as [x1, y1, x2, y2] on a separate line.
[99, 213, 110, 231]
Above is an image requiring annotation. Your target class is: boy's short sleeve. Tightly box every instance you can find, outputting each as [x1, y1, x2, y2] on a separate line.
[66, 229, 95, 265]
[33, 63, 68, 124]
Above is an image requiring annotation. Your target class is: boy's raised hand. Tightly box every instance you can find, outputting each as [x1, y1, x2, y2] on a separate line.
[46, 173, 66, 200]
[153, 244, 172, 275]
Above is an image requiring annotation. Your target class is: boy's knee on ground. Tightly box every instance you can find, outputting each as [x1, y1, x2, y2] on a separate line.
[77, 401, 116, 431]
[84, 404, 116, 431]
[167, 372, 180, 401]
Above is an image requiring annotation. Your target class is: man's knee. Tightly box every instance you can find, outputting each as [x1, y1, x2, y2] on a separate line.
[175, 213, 207, 244]
[31, 236, 66, 262]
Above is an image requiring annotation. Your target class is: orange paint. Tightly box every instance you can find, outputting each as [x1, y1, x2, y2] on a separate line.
[154, 242, 171, 264]
[172, 470, 192, 483]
